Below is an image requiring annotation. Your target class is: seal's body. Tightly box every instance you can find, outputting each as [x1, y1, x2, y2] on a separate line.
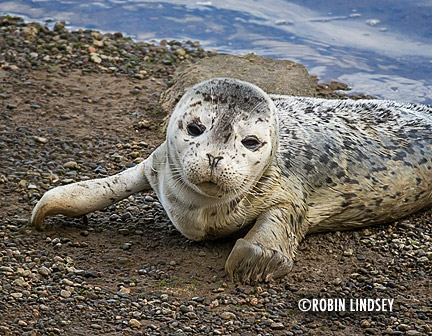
[31, 78, 432, 282]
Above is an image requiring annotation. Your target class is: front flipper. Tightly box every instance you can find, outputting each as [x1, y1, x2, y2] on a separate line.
[31, 160, 151, 230]
[225, 204, 307, 283]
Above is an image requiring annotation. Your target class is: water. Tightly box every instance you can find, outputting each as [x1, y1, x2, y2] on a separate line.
[1, 0, 431, 104]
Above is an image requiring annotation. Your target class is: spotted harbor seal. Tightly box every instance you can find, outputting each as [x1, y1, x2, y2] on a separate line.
[31, 78, 432, 282]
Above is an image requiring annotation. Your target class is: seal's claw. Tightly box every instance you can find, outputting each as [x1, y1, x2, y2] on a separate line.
[225, 238, 293, 283]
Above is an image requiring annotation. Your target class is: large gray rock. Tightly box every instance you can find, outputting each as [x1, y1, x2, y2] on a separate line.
[159, 53, 318, 116]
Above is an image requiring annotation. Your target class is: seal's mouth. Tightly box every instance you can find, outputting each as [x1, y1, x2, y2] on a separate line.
[196, 181, 224, 197]
[199, 181, 217, 188]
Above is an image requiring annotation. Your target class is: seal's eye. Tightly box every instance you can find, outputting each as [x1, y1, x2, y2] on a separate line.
[242, 136, 261, 150]
[187, 122, 206, 136]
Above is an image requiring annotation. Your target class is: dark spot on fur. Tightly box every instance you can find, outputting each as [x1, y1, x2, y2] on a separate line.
[178, 120, 183, 129]
[303, 162, 314, 173]
[343, 193, 357, 199]
[319, 154, 329, 164]
[189, 101, 202, 107]
[329, 161, 339, 169]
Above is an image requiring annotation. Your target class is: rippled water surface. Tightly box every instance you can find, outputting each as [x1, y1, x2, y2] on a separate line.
[1, 0, 431, 103]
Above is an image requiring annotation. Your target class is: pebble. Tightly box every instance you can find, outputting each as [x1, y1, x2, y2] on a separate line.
[121, 242, 132, 250]
[220, 312, 236, 320]
[270, 322, 284, 330]
[90, 324, 102, 330]
[60, 289, 71, 298]
[38, 266, 50, 277]
[361, 320, 371, 328]
[34, 136, 48, 143]
[398, 324, 411, 331]
[129, 319, 142, 328]
[179, 305, 191, 313]
[90, 54, 102, 64]
[343, 248, 354, 256]
[145, 195, 155, 202]
[64, 161, 79, 169]
[11, 292, 23, 299]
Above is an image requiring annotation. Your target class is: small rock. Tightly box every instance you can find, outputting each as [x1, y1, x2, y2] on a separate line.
[332, 278, 342, 285]
[11, 292, 23, 299]
[80, 231, 89, 237]
[145, 195, 155, 202]
[270, 322, 284, 330]
[175, 48, 186, 56]
[60, 290, 71, 298]
[38, 266, 50, 277]
[361, 320, 371, 328]
[121, 242, 132, 250]
[129, 319, 142, 328]
[119, 287, 131, 294]
[198, 251, 206, 257]
[417, 256, 428, 263]
[63, 161, 79, 169]
[220, 311, 236, 320]
[54, 21, 66, 31]
[398, 324, 411, 331]
[179, 305, 191, 313]
[90, 54, 102, 64]
[34, 136, 48, 143]
[343, 248, 354, 256]
[137, 119, 150, 128]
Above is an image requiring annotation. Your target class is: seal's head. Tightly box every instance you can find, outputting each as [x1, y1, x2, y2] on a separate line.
[166, 78, 279, 204]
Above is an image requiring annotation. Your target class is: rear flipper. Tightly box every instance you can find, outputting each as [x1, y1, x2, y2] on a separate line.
[31, 161, 151, 230]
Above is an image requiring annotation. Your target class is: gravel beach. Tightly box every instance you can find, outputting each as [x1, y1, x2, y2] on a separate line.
[0, 16, 431, 335]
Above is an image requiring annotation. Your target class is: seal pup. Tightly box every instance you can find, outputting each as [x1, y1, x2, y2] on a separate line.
[31, 78, 432, 283]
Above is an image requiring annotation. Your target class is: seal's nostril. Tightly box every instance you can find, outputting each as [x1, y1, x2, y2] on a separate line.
[207, 154, 223, 169]
[213, 156, 223, 168]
